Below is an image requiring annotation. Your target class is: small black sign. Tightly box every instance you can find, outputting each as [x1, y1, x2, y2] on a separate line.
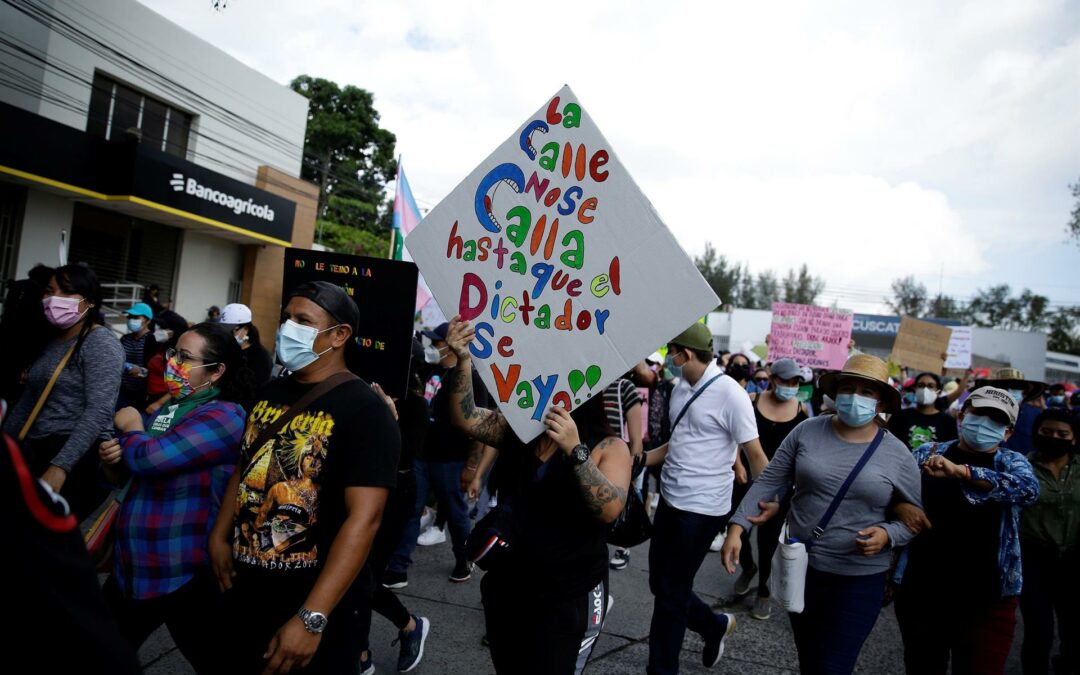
[282, 248, 418, 399]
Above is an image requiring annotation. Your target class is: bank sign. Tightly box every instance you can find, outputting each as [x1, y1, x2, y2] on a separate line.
[852, 313, 960, 336]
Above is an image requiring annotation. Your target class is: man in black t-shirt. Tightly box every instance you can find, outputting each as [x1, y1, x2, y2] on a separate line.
[889, 372, 959, 450]
[209, 281, 400, 674]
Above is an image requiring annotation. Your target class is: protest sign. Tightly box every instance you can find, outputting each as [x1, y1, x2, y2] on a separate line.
[405, 86, 719, 441]
[766, 302, 853, 370]
[282, 248, 418, 398]
[890, 316, 952, 374]
[944, 325, 973, 370]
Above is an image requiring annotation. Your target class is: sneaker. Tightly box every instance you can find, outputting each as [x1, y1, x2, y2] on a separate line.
[449, 559, 473, 583]
[417, 524, 447, 546]
[751, 596, 771, 620]
[702, 612, 736, 667]
[395, 615, 429, 673]
[419, 507, 436, 532]
[733, 563, 757, 596]
[382, 570, 408, 590]
[709, 531, 725, 552]
[609, 548, 630, 570]
[360, 649, 374, 675]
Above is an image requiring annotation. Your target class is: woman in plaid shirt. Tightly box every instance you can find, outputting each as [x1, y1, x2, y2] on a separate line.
[98, 322, 255, 673]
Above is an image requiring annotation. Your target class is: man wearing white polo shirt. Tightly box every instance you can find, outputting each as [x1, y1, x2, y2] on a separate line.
[643, 322, 768, 674]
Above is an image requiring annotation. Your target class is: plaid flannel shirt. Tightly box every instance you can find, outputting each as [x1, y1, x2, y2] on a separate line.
[114, 400, 245, 599]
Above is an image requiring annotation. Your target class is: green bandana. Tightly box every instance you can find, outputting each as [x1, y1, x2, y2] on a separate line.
[146, 387, 220, 437]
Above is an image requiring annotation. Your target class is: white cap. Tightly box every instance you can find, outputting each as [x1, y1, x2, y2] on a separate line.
[219, 303, 252, 325]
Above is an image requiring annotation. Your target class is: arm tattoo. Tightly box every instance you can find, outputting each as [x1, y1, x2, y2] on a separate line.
[572, 457, 627, 519]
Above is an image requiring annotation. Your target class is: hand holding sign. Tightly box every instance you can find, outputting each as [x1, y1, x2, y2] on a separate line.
[446, 315, 476, 363]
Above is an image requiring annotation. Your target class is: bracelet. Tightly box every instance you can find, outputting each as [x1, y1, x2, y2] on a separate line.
[962, 464, 973, 481]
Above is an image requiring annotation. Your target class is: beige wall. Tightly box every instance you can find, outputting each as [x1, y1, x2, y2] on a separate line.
[241, 167, 319, 349]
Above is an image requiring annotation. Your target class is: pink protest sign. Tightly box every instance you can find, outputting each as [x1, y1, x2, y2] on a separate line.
[766, 302, 853, 370]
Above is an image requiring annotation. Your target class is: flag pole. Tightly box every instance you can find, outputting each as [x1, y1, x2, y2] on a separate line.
[389, 155, 401, 259]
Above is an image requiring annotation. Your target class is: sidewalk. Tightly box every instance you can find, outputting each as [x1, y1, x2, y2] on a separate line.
[139, 536, 1026, 674]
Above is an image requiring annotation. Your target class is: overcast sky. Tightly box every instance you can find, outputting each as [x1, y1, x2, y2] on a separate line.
[140, 0, 1080, 314]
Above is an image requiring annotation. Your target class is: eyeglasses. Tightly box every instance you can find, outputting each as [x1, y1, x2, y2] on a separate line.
[166, 348, 209, 366]
[914, 383, 937, 390]
[753, 378, 770, 385]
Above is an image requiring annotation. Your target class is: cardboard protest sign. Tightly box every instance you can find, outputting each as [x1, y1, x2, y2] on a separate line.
[766, 302, 853, 370]
[944, 326, 973, 370]
[282, 248, 418, 398]
[405, 86, 719, 441]
[889, 316, 952, 374]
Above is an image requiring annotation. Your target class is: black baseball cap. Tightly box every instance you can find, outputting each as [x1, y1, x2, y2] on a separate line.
[286, 281, 360, 335]
[421, 322, 449, 342]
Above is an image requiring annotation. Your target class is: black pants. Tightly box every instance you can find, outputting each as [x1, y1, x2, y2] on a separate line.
[357, 471, 417, 651]
[103, 571, 223, 674]
[24, 435, 108, 521]
[481, 568, 608, 675]
[223, 568, 368, 674]
[1020, 541, 1080, 675]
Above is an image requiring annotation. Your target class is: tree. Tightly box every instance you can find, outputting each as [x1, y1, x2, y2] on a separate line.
[781, 264, 825, 305]
[1069, 177, 1080, 244]
[694, 243, 744, 309]
[926, 293, 963, 320]
[289, 75, 397, 223]
[886, 276, 928, 317]
[316, 219, 391, 258]
[1048, 307, 1080, 353]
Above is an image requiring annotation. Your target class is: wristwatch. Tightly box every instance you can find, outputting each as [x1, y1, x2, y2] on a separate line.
[568, 443, 591, 466]
[298, 607, 328, 634]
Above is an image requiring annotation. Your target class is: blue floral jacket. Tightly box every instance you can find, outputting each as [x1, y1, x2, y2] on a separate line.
[895, 440, 1040, 598]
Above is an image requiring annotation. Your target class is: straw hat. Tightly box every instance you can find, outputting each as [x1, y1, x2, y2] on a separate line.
[818, 354, 901, 414]
[975, 367, 1045, 403]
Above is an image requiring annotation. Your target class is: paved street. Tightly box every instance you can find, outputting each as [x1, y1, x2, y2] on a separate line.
[138, 531, 1029, 674]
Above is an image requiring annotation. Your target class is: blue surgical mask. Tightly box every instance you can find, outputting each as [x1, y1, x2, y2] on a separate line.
[960, 413, 1008, 452]
[775, 385, 799, 401]
[665, 355, 683, 379]
[1049, 395, 1066, 407]
[127, 318, 144, 333]
[1007, 389, 1024, 403]
[275, 319, 340, 372]
[835, 393, 879, 428]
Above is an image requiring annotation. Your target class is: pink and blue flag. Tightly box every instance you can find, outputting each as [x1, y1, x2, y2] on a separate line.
[392, 161, 432, 311]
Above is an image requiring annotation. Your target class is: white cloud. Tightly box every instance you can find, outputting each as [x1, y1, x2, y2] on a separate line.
[138, 0, 1080, 310]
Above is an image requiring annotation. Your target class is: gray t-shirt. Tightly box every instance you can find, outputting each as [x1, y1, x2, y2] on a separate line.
[731, 415, 922, 576]
[4, 327, 124, 471]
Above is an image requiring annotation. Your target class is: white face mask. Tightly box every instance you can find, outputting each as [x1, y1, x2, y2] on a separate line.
[916, 388, 938, 407]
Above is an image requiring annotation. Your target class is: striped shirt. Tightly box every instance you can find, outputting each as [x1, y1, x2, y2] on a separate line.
[603, 378, 641, 440]
[114, 400, 245, 599]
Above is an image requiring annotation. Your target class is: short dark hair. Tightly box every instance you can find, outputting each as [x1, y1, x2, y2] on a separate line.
[1034, 408, 1077, 437]
[915, 372, 941, 388]
[187, 322, 257, 407]
[688, 347, 714, 363]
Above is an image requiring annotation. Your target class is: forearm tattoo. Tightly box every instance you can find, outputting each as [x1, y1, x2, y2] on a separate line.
[572, 445, 627, 519]
[448, 362, 507, 447]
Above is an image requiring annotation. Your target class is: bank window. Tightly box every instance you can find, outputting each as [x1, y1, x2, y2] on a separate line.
[87, 72, 192, 159]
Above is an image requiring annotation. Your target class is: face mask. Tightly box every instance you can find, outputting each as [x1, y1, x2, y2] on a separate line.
[424, 345, 444, 365]
[275, 319, 339, 372]
[916, 388, 938, 407]
[154, 328, 170, 343]
[235, 335, 248, 346]
[727, 364, 749, 381]
[164, 356, 216, 399]
[835, 393, 879, 428]
[960, 414, 1008, 452]
[127, 318, 144, 333]
[665, 354, 683, 380]
[1007, 389, 1024, 403]
[1049, 395, 1066, 407]
[42, 295, 87, 329]
[775, 385, 799, 401]
[902, 392, 917, 406]
[1034, 434, 1076, 460]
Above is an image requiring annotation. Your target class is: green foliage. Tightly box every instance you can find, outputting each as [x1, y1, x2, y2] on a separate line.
[694, 243, 822, 310]
[782, 264, 826, 305]
[886, 276, 928, 317]
[315, 219, 391, 259]
[1069, 177, 1080, 244]
[290, 75, 397, 222]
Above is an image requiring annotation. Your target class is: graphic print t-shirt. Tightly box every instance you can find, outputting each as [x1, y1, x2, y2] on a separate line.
[888, 408, 958, 450]
[232, 376, 399, 576]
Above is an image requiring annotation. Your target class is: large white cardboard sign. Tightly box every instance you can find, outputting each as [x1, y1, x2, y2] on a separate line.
[406, 86, 719, 441]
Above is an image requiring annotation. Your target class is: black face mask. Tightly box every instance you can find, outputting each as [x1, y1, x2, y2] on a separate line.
[727, 364, 750, 381]
[1034, 435, 1077, 460]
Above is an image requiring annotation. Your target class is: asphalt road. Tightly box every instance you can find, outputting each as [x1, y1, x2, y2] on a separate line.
[137, 530, 1030, 674]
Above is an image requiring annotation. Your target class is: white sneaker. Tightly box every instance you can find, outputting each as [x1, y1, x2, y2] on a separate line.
[419, 507, 436, 532]
[709, 531, 725, 552]
[417, 524, 447, 546]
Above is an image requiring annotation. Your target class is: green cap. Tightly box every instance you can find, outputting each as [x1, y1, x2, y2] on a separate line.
[669, 322, 713, 352]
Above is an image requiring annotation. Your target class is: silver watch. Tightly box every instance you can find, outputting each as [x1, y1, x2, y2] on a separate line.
[298, 607, 328, 634]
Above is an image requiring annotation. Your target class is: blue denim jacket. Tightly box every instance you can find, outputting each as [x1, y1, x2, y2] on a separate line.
[895, 440, 1040, 598]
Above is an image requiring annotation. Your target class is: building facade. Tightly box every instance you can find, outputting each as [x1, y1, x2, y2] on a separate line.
[0, 0, 318, 343]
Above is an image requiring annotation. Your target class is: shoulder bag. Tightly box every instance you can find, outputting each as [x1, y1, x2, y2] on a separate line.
[768, 427, 885, 613]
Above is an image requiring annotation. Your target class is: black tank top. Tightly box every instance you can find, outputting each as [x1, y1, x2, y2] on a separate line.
[753, 394, 807, 460]
[498, 434, 612, 597]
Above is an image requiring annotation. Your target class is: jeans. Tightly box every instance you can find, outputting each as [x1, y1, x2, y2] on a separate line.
[647, 498, 729, 675]
[789, 567, 886, 675]
[1020, 541, 1079, 675]
[389, 459, 473, 572]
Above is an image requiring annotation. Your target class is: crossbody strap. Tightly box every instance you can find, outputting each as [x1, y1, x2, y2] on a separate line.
[670, 374, 723, 434]
[18, 336, 83, 441]
[247, 371, 359, 455]
[809, 427, 885, 545]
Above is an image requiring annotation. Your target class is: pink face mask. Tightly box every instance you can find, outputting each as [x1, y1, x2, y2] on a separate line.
[42, 295, 88, 329]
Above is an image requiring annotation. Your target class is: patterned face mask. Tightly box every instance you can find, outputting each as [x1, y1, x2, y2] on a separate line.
[164, 355, 217, 399]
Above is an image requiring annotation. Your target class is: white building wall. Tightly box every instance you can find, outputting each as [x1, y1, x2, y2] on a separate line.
[971, 327, 1047, 382]
[172, 231, 242, 321]
[14, 190, 72, 276]
[0, 0, 308, 182]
